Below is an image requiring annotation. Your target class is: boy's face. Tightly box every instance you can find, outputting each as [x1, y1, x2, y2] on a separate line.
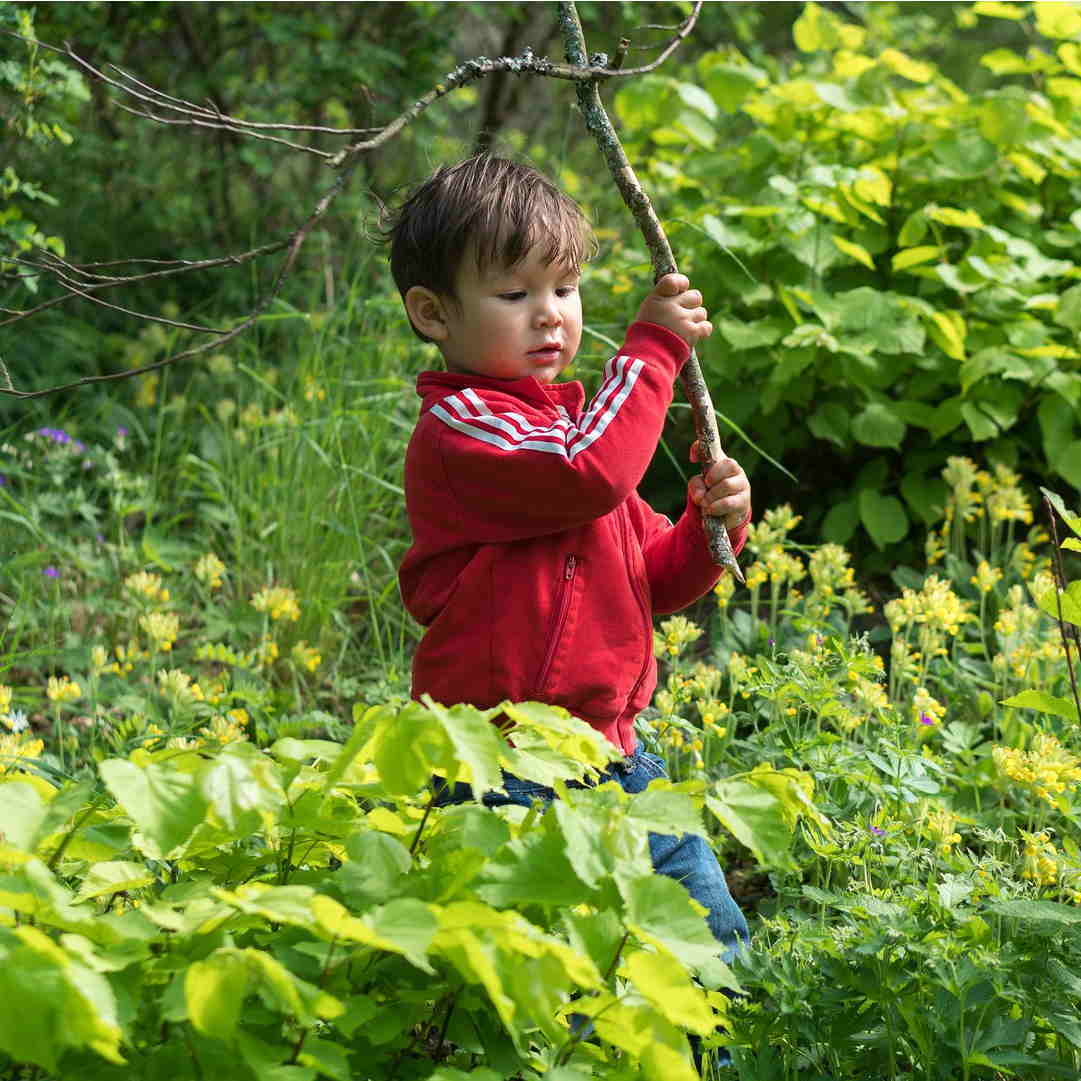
[428, 244, 583, 383]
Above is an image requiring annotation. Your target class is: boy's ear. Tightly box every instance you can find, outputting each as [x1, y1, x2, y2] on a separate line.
[404, 286, 451, 342]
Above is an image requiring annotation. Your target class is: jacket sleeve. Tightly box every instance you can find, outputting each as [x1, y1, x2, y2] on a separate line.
[629, 490, 750, 615]
[414, 322, 689, 543]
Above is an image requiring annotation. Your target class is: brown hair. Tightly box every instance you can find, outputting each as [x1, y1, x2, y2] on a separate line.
[386, 155, 594, 341]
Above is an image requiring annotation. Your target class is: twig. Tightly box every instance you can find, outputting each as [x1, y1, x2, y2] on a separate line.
[2, 12, 705, 399]
[557, 2, 743, 582]
[1044, 494, 1081, 721]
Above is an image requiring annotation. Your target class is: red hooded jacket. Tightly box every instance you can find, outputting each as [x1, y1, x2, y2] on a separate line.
[398, 321, 747, 754]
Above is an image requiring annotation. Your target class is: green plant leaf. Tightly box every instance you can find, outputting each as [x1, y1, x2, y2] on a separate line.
[186, 948, 250, 1042]
[1001, 690, 1080, 724]
[622, 947, 715, 1035]
[859, 490, 909, 548]
[100, 755, 208, 858]
[851, 402, 906, 449]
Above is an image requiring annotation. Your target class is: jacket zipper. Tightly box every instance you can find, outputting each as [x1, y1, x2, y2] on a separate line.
[536, 554, 577, 692]
[621, 508, 654, 706]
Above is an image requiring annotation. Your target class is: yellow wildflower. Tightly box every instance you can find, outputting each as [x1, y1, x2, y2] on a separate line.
[201, 712, 249, 744]
[1020, 830, 1058, 886]
[157, 668, 204, 704]
[124, 570, 170, 605]
[251, 586, 300, 622]
[924, 807, 962, 851]
[653, 615, 703, 660]
[0, 685, 10, 714]
[140, 611, 180, 652]
[254, 636, 279, 667]
[993, 733, 1081, 804]
[0, 732, 45, 774]
[90, 645, 109, 674]
[714, 574, 736, 610]
[46, 675, 81, 704]
[291, 641, 322, 672]
[971, 560, 1002, 594]
[912, 686, 945, 726]
[194, 553, 226, 590]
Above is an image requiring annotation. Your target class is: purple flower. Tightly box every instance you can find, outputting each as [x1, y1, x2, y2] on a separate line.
[35, 428, 85, 452]
[42, 566, 59, 578]
[0, 474, 6, 486]
[919, 712, 935, 726]
[869, 825, 886, 836]
[116, 427, 128, 438]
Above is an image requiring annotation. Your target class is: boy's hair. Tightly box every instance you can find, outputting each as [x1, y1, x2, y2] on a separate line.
[386, 155, 594, 341]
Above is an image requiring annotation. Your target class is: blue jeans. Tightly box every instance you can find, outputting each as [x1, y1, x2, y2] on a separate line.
[433, 743, 750, 964]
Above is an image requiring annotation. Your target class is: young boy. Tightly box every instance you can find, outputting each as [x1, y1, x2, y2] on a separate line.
[389, 155, 751, 968]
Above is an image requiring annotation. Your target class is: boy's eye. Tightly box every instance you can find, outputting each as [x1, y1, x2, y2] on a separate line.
[557, 285, 578, 297]
[498, 291, 526, 301]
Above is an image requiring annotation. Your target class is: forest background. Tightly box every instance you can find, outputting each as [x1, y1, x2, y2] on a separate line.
[2, 3, 1081, 1080]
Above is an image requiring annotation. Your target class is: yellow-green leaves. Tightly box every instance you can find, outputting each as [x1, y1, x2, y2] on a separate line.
[707, 765, 829, 872]
[0, 926, 124, 1070]
[831, 235, 876, 270]
[1035, 0, 1081, 38]
[793, 2, 866, 52]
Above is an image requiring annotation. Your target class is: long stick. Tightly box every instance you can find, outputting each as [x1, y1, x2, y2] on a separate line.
[557, 3, 743, 582]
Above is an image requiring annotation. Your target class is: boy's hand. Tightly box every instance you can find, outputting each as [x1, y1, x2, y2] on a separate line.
[688, 443, 751, 530]
[637, 273, 713, 346]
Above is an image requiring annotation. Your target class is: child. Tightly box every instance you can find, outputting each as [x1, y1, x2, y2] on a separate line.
[389, 154, 751, 968]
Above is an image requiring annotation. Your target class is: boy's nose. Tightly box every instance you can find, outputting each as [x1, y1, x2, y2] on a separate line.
[535, 300, 562, 327]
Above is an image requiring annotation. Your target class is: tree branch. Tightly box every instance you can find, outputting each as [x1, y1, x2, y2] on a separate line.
[1, 11, 704, 400]
[557, 1, 743, 581]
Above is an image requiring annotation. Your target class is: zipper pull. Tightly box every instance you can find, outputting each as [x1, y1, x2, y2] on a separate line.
[565, 555, 577, 578]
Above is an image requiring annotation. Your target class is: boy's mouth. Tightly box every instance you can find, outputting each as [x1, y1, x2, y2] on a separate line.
[528, 343, 562, 361]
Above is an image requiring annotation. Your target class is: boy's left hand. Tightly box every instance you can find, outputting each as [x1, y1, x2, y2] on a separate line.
[688, 442, 751, 530]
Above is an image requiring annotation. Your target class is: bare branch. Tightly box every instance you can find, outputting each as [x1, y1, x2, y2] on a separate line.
[1, 6, 703, 399]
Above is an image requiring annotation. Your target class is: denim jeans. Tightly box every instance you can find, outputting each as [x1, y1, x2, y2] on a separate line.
[434, 743, 750, 963]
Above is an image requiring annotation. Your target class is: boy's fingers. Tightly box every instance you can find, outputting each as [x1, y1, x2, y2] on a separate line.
[654, 272, 689, 296]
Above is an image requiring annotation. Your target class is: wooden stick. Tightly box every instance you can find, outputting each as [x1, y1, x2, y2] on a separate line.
[557, 2, 743, 582]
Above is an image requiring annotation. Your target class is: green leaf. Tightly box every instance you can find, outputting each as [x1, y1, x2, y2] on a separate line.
[832, 235, 875, 269]
[312, 895, 437, 973]
[201, 741, 285, 835]
[622, 873, 739, 989]
[1040, 488, 1081, 537]
[987, 899, 1081, 924]
[186, 949, 250, 1042]
[0, 926, 124, 1070]
[1001, 690, 1080, 724]
[852, 402, 906, 449]
[1030, 579, 1081, 628]
[421, 696, 505, 795]
[1035, 0, 1081, 38]
[717, 316, 785, 351]
[622, 947, 714, 1035]
[892, 245, 944, 271]
[0, 781, 49, 851]
[808, 402, 850, 447]
[73, 860, 155, 903]
[822, 499, 860, 544]
[859, 489, 909, 548]
[1053, 282, 1081, 333]
[100, 755, 208, 858]
[1055, 442, 1081, 492]
[698, 56, 764, 112]
[793, 2, 841, 51]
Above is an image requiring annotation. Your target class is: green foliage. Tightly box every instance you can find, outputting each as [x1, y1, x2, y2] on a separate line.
[0, 3, 87, 287]
[0, 695, 811, 1079]
[609, 0, 1081, 567]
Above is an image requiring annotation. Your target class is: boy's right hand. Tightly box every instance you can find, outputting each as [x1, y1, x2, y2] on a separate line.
[636, 273, 713, 347]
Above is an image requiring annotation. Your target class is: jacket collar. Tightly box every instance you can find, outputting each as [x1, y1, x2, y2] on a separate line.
[416, 369, 585, 414]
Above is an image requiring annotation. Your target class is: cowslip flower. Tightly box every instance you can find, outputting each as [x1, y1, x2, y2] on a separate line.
[0, 685, 10, 714]
[140, 611, 180, 651]
[194, 553, 226, 590]
[251, 586, 300, 622]
[971, 560, 1003, 594]
[0, 732, 45, 774]
[124, 570, 170, 605]
[46, 675, 81, 704]
[291, 641, 321, 672]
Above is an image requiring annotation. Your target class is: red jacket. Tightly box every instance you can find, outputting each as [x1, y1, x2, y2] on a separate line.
[398, 321, 747, 754]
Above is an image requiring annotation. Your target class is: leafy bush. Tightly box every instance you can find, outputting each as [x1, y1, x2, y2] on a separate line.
[607, 1, 1081, 569]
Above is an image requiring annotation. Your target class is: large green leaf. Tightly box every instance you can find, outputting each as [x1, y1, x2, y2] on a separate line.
[1001, 690, 1080, 724]
[851, 401, 906, 449]
[0, 926, 123, 1070]
[186, 948, 249, 1042]
[100, 755, 208, 858]
[859, 489, 910, 548]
